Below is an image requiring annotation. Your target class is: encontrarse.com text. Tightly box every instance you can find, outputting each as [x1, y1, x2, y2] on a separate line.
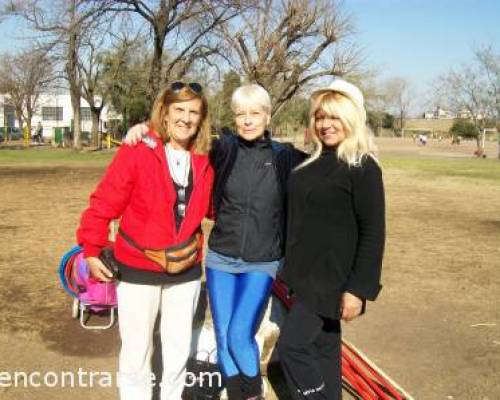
[0, 369, 221, 388]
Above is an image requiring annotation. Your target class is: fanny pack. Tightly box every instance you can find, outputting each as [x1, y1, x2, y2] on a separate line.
[119, 228, 201, 274]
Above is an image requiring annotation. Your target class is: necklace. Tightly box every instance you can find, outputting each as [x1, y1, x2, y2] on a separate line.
[165, 143, 190, 188]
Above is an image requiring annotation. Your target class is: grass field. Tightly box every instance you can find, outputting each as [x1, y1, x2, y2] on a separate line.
[0, 137, 499, 399]
[0, 147, 114, 166]
[381, 158, 500, 182]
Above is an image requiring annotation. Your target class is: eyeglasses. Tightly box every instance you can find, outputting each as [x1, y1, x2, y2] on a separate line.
[177, 187, 186, 217]
[170, 81, 203, 94]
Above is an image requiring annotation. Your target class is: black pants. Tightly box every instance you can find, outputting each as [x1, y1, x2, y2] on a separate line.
[278, 300, 342, 400]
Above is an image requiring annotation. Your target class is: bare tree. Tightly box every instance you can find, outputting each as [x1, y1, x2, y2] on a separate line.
[78, 17, 118, 147]
[0, 49, 54, 142]
[0, 54, 25, 137]
[2, 0, 109, 148]
[475, 46, 500, 117]
[475, 46, 500, 158]
[79, 39, 105, 147]
[213, 0, 361, 117]
[101, 0, 240, 105]
[384, 77, 412, 135]
[436, 47, 499, 151]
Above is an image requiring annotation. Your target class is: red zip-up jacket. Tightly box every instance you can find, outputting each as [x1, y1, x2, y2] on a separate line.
[76, 133, 214, 273]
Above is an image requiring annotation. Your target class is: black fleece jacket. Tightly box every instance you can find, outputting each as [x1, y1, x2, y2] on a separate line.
[281, 149, 385, 319]
[209, 131, 305, 262]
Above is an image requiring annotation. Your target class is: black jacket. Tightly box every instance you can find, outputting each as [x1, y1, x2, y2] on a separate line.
[281, 150, 385, 319]
[209, 131, 305, 262]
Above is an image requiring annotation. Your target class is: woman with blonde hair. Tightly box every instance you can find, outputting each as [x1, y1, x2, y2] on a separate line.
[278, 79, 386, 400]
[77, 82, 214, 400]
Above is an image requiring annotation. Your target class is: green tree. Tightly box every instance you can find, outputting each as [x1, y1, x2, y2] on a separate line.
[100, 37, 150, 136]
[210, 71, 241, 130]
[273, 97, 309, 126]
[383, 113, 395, 129]
[367, 110, 383, 135]
[367, 111, 394, 135]
[450, 119, 480, 139]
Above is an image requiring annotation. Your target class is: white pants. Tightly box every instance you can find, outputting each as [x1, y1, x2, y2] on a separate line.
[116, 279, 201, 400]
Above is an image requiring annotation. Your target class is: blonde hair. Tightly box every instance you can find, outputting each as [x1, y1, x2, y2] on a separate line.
[299, 91, 378, 169]
[231, 84, 271, 114]
[149, 85, 211, 154]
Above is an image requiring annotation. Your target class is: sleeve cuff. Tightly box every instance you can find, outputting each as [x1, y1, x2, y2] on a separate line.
[345, 282, 382, 302]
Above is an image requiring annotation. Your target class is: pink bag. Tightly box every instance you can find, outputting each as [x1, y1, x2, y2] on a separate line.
[59, 248, 118, 330]
[75, 252, 117, 311]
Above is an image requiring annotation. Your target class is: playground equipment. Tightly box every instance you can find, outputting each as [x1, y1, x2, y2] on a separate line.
[58, 245, 117, 330]
[272, 278, 413, 400]
[103, 133, 122, 149]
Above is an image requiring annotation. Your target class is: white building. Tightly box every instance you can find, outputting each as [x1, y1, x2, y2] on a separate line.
[0, 92, 117, 141]
[423, 106, 456, 119]
[456, 109, 485, 120]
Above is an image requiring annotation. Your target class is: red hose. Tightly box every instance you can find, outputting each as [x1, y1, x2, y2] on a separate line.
[342, 347, 392, 399]
[342, 358, 371, 397]
[343, 341, 403, 400]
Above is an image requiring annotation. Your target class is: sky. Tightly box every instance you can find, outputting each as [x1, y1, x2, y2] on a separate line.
[344, 0, 500, 113]
[0, 0, 498, 115]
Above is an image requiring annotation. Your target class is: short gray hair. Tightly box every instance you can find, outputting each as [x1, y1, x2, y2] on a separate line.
[231, 84, 271, 114]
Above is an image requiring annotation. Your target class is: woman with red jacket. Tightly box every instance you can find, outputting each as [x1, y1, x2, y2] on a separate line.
[76, 82, 214, 400]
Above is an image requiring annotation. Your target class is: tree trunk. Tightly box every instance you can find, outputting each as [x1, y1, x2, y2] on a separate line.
[67, 1, 81, 149]
[26, 118, 31, 146]
[400, 111, 404, 137]
[90, 107, 101, 147]
[475, 135, 481, 151]
[71, 96, 81, 148]
[26, 107, 33, 144]
[17, 116, 23, 136]
[148, 33, 165, 108]
[497, 131, 500, 160]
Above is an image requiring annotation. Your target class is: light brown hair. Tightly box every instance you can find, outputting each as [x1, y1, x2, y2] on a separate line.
[149, 85, 211, 154]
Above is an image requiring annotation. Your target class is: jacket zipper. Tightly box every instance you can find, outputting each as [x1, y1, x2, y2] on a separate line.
[238, 157, 253, 257]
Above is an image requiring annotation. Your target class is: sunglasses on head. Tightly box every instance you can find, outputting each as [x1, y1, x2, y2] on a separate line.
[170, 81, 203, 94]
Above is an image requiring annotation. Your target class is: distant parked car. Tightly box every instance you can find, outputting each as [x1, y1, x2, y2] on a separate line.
[12, 128, 23, 140]
[0, 127, 23, 141]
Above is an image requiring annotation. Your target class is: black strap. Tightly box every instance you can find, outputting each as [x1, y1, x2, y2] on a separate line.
[118, 228, 147, 251]
[118, 228, 199, 252]
[166, 247, 198, 262]
[166, 234, 198, 251]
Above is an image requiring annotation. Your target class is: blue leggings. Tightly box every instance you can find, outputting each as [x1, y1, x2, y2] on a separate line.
[206, 268, 273, 378]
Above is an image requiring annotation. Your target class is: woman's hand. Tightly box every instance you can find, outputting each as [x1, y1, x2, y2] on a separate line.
[340, 292, 363, 322]
[86, 257, 114, 282]
[123, 123, 149, 145]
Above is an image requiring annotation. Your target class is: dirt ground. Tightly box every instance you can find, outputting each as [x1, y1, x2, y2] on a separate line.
[0, 137, 499, 399]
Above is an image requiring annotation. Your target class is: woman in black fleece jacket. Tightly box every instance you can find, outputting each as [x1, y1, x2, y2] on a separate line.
[278, 79, 385, 400]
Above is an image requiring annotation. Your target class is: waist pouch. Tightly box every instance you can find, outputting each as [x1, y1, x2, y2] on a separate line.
[119, 228, 201, 274]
